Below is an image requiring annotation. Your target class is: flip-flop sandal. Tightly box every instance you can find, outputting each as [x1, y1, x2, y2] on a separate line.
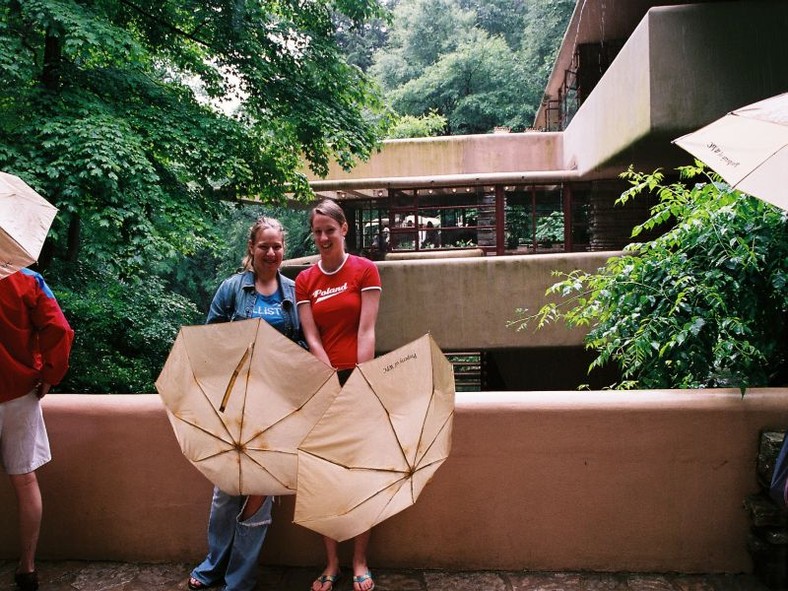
[312, 572, 341, 591]
[353, 571, 375, 591]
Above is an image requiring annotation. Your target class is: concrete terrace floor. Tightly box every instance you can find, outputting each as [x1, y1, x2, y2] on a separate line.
[0, 561, 772, 591]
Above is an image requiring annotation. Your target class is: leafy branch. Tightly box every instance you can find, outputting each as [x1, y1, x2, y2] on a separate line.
[510, 165, 788, 391]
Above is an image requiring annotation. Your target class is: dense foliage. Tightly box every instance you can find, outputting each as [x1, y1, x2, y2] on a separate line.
[0, 0, 388, 274]
[386, 112, 447, 139]
[512, 165, 788, 391]
[0, 0, 389, 392]
[369, 0, 575, 134]
[56, 267, 203, 393]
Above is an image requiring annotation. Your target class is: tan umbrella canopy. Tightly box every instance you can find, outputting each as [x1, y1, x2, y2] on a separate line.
[0, 172, 58, 279]
[294, 333, 455, 542]
[156, 318, 340, 496]
[673, 92, 788, 212]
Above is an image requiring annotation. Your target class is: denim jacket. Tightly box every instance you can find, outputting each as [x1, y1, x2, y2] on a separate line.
[206, 270, 304, 345]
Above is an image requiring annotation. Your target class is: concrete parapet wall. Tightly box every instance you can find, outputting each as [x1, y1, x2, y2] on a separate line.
[303, 133, 565, 182]
[562, 6, 652, 174]
[382, 248, 485, 261]
[1, 390, 787, 572]
[372, 251, 618, 352]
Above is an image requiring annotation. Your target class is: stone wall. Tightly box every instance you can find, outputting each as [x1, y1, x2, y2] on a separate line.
[746, 431, 788, 589]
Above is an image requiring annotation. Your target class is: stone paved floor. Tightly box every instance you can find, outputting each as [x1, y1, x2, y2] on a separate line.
[0, 561, 772, 591]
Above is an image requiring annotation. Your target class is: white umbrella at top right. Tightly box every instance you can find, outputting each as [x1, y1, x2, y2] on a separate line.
[673, 92, 788, 212]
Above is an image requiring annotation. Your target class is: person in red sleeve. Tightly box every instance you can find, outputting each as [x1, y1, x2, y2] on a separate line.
[296, 199, 382, 591]
[0, 268, 74, 591]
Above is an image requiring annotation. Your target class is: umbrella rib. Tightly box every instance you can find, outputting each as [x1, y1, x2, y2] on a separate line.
[180, 345, 236, 442]
[408, 456, 448, 502]
[412, 388, 437, 469]
[299, 449, 408, 475]
[409, 412, 451, 500]
[733, 144, 787, 191]
[171, 412, 234, 446]
[244, 445, 294, 455]
[249, 371, 338, 436]
[240, 451, 293, 491]
[414, 408, 453, 466]
[412, 457, 446, 473]
[237, 337, 260, 437]
[306, 473, 410, 519]
[220, 342, 254, 412]
[349, 474, 409, 516]
[192, 447, 238, 462]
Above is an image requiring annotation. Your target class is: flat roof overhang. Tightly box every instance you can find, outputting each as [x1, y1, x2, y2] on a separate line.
[560, 1, 788, 176]
[535, 0, 730, 129]
[303, 1, 788, 195]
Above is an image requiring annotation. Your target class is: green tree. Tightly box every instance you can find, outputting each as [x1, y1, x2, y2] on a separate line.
[367, 0, 574, 133]
[0, 0, 388, 393]
[0, 0, 388, 276]
[390, 32, 532, 133]
[517, 0, 576, 110]
[56, 267, 203, 393]
[386, 111, 447, 138]
[369, 0, 476, 90]
[512, 165, 788, 391]
[458, 0, 527, 49]
[333, 9, 391, 72]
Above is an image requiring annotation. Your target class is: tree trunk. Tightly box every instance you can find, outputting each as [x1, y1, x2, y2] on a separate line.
[66, 214, 81, 263]
[42, 32, 61, 90]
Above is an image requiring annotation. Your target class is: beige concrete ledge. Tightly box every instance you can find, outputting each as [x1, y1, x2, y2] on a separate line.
[382, 248, 485, 261]
[372, 251, 619, 352]
[2, 390, 787, 573]
[303, 133, 566, 183]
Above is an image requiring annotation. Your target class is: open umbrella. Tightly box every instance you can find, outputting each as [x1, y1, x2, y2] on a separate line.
[673, 92, 788, 212]
[0, 172, 58, 279]
[294, 333, 455, 542]
[155, 318, 340, 496]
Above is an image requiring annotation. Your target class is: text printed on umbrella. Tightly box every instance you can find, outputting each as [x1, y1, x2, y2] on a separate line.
[383, 352, 417, 373]
[707, 142, 740, 168]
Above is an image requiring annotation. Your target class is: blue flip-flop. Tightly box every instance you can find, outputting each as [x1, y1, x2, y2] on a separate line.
[313, 572, 341, 591]
[353, 571, 375, 591]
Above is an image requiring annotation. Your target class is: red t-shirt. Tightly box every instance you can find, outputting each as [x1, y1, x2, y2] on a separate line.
[295, 255, 381, 370]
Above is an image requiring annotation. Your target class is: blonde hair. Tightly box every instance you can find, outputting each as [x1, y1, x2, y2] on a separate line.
[242, 216, 285, 271]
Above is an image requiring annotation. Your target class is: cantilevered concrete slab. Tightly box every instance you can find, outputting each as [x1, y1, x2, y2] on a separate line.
[305, 1, 788, 192]
[306, 132, 577, 196]
[561, 1, 788, 176]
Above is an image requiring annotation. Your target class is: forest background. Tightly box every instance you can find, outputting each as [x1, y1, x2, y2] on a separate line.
[0, 0, 575, 392]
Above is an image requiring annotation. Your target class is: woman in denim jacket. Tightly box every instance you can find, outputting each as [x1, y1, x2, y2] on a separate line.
[188, 216, 303, 591]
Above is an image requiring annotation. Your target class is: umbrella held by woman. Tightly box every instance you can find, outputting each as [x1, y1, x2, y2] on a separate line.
[187, 216, 304, 591]
[296, 199, 382, 591]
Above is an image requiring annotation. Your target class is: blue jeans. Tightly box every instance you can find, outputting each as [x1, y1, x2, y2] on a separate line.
[191, 488, 273, 591]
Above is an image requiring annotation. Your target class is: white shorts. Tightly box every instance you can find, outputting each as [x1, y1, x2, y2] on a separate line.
[0, 390, 51, 475]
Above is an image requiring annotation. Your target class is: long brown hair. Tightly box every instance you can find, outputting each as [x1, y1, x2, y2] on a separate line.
[309, 198, 347, 228]
[241, 216, 285, 271]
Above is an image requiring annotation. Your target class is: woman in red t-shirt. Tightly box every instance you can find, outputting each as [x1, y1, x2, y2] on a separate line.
[296, 199, 381, 591]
